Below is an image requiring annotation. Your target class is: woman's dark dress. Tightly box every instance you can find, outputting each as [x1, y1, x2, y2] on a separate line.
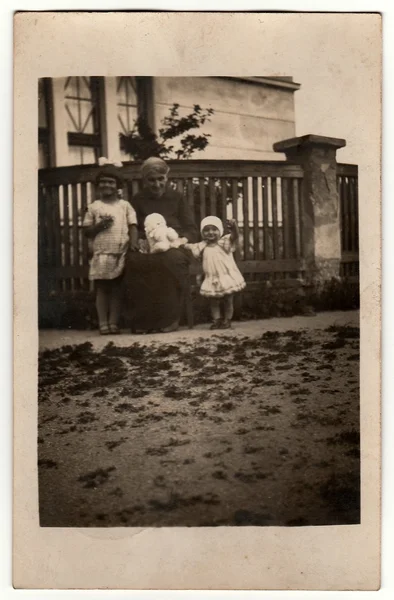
[124, 187, 198, 331]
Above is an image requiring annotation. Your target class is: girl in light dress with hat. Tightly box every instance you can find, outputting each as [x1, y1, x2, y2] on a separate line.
[184, 216, 246, 329]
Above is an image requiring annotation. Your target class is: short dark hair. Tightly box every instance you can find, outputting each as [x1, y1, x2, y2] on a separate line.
[95, 166, 123, 188]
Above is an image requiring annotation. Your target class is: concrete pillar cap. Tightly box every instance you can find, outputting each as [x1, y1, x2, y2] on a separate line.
[273, 134, 346, 153]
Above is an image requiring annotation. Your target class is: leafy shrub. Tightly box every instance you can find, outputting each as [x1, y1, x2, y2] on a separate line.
[120, 103, 214, 160]
[39, 277, 359, 329]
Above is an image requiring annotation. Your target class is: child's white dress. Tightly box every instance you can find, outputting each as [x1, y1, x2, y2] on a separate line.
[83, 199, 137, 280]
[187, 234, 246, 298]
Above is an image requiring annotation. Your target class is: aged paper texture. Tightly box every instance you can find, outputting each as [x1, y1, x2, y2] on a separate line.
[14, 12, 381, 590]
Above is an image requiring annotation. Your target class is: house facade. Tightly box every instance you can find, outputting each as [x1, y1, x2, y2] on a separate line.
[38, 76, 300, 168]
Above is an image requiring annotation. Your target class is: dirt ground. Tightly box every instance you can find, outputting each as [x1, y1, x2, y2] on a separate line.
[38, 311, 360, 527]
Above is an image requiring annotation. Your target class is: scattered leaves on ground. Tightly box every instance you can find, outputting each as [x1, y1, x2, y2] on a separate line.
[38, 324, 360, 527]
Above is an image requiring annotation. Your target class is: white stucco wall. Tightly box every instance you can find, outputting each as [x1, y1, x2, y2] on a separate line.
[43, 76, 298, 166]
[153, 77, 297, 160]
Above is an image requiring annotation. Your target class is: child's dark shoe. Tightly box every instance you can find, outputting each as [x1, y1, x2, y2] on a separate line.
[210, 319, 222, 330]
[99, 325, 110, 335]
[220, 319, 232, 329]
[109, 324, 121, 334]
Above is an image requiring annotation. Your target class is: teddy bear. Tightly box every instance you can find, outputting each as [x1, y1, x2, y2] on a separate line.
[143, 213, 182, 254]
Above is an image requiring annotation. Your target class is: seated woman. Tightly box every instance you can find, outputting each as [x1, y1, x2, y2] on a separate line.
[124, 157, 198, 333]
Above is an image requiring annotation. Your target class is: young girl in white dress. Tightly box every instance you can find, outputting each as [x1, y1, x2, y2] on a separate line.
[184, 216, 246, 329]
[83, 160, 138, 335]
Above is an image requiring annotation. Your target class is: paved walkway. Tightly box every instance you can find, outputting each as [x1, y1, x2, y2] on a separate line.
[39, 310, 359, 351]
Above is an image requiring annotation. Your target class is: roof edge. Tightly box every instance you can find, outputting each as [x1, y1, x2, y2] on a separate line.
[218, 76, 301, 91]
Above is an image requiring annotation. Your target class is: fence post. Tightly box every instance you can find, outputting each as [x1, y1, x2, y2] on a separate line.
[273, 134, 346, 284]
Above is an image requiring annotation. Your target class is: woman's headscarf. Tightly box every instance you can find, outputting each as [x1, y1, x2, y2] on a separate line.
[140, 157, 169, 179]
[200, 216, 224, 237]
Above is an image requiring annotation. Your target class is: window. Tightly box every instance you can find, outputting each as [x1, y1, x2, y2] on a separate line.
[117, 77, 139, 158]
[117, 76, 154, 156]
[117, 76, 138, 135]
[64, 76, 102, 164]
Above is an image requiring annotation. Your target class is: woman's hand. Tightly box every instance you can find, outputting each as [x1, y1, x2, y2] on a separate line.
[138, 239, 150, 254]
[129, 240, 140, 252]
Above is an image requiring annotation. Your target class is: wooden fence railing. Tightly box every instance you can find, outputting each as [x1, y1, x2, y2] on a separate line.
[337, 163, 359, 279]
[38, 159, 359, 296]
[38, 160, 307, 294]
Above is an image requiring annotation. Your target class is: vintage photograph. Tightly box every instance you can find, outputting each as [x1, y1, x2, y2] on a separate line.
[37, 75, 360, 528]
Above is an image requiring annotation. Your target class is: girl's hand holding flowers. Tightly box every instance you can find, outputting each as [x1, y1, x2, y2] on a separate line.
[98, 215, 114, 231]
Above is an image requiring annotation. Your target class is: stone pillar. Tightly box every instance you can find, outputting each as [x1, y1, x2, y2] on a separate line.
[273, 134, 346, 284]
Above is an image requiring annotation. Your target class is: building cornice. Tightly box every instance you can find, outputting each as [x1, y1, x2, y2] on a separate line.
[218, 76, 301, 91]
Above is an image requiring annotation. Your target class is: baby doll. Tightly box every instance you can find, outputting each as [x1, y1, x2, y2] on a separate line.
[144, 213, 181, 254]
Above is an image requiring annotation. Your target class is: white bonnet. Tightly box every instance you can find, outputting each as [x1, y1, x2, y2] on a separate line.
[200, 216, 224, 237]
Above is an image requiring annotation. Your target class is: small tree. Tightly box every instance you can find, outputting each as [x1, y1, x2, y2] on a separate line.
[119, 103, 214, 161]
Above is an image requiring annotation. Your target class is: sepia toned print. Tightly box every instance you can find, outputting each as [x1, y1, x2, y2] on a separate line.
[14, 12, 380, 590]
[37, 76, 360, 529]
